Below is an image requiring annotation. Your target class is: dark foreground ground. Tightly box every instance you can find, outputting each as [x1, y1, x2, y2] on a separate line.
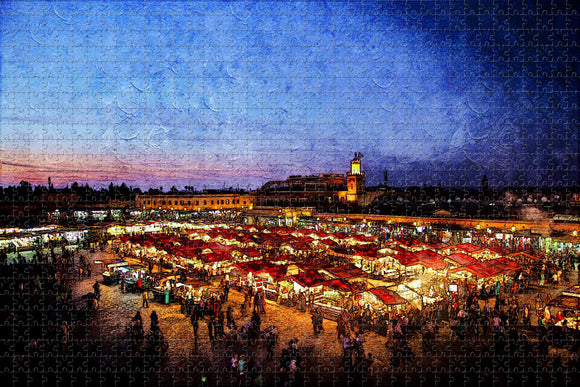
[2, 248, 579, 387]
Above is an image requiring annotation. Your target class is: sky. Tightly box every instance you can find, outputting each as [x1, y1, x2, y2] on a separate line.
[0, 1, 578, 190]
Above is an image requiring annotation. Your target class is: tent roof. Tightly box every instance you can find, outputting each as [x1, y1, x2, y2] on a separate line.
[394, 249, 447, 270]
[445, 252, 478, 266]
[450, 257, 521, 278]
[324, 264, 367, 279]
[291, 271, 325, 287]
[322, 278, 354, 292]
[368, 287, 407, 305]
[450, 243, 481, 253]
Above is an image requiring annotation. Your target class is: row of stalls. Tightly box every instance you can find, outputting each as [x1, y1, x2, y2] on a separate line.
[0, 225, 88, 254]
[327, 239, 526, 305]
[97, 253, 225, 305]
[107, 223, 541, 315]
[228, 260, 409, 319]
[96, 257, 179, 302]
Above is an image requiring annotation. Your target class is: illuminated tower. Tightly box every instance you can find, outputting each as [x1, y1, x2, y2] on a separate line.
[346, 152, 365, 202]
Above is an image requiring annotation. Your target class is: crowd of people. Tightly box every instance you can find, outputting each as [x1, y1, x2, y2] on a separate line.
[0, 241, 108, 385]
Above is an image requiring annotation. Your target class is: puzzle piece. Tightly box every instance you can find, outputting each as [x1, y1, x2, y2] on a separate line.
[1, 0, 579, 386]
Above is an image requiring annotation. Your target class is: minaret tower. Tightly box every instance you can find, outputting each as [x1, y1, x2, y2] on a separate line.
[346, 152, 365, 202]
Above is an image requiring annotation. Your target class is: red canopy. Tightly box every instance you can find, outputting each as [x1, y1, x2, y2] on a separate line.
[369, 287, 407, 305]
[200, 250, 232, 263]
[394, 250, 447, 270]
[173, 247, 201, 259]
[445, 252, 478, 266]
[452, 243, 481, 254]
[451, 257, 521, 278]
[291, 271, 325, 287]
[322, 278, 354, 292]
[324, 264, 367, 279]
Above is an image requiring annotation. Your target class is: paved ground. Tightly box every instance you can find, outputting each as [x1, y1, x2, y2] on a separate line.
[66, 248, 579, 387]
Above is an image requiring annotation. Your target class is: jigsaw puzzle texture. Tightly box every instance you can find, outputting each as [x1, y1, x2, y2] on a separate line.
[0, 1, 578, 387]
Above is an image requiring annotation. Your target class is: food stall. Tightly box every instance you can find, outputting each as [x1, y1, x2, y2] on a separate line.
[314, 278, 355, 320]
[119, 265, 148, 292]
[97, 259, 129, 285]
[151, 274, 178, 304]
[548, 285, 580, 331]
[448, 257, 521, 293]
[361, 287, 407, 312]
[254, 265, 288, 300]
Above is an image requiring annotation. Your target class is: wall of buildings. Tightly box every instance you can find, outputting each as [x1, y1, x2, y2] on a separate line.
[135, 193, 254, 211]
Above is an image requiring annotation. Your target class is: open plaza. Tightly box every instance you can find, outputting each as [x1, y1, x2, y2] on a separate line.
[1, 215, 579, 386]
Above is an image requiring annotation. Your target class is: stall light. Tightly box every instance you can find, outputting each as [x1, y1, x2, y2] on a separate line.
[476, 224, 481, 229]
[573, 231, 578, 236]
[511, 226, 516, 232]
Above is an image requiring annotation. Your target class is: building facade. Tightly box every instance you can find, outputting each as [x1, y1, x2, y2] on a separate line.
[136, 193, 254, 211]
[255, 152, 367, 208]
[136, 153, 369, 212]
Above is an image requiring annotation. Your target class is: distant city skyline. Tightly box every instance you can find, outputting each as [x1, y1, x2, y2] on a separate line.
[1, 1, 577, 190]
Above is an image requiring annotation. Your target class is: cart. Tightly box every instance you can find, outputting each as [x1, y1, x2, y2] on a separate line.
[260, 325, 279, 342]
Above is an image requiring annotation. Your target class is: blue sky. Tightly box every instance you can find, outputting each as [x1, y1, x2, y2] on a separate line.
[0, 1, 577, 189]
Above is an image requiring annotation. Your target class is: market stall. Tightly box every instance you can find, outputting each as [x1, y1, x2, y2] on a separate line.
[548, 285, 580, 330]
[314, 278, 355, 319]
[119, 265, 148, 292]
[361, 286, 407, 311]
[150, 277, 175, 304]
[98, 259, 129, 285]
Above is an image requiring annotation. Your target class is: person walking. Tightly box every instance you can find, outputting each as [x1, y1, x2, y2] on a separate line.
[191, 314, 199, 339]
[237, 355, 247, 386]
[259, 293, 267, 315]
[227, 306, 235, 329]
[142, 289, 149, 308]
[230, 354, 239, 383]
[224, 283, 230, 301]
[253, 293, 259, 313]
[92, 281, 100, 298]
[207, 317, 214, 341]
[312, 313, 319, 334]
